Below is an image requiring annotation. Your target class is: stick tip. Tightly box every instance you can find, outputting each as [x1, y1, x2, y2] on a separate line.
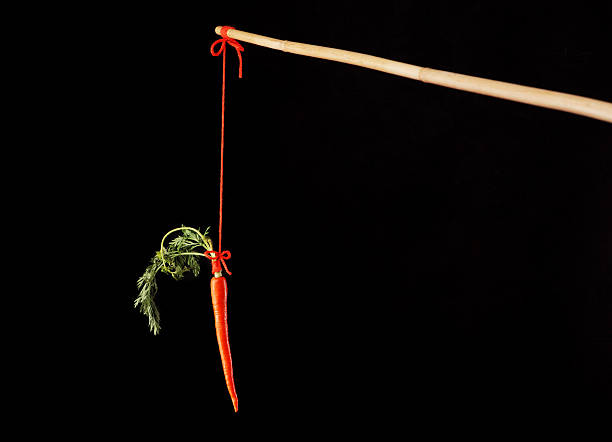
[214, 26, 223, 35]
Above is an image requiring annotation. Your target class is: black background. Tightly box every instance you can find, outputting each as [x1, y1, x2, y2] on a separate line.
[35, 1, 612, 436]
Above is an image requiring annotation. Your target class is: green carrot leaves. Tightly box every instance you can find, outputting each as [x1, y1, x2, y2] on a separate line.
[135, 226, 212, 335]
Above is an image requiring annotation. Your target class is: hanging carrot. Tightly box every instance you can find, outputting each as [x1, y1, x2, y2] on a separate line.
[135, 227, 239, 412]
[210, 272, 239, 412]
[136, 25, 244, 413]
[204, 250, 238, 411]
[206, 25, 243, 412]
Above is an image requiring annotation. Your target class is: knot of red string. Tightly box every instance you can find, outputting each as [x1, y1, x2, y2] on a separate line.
[204, 250, 232, 275]
[210, 26, 243, 78]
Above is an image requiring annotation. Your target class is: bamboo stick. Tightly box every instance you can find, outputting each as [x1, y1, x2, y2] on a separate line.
[215, 26, 612, 124]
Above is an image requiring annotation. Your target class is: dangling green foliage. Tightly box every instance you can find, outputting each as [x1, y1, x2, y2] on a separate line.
[135, 226, 212, 334]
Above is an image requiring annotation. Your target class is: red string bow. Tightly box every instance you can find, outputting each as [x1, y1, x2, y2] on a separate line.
[205, 250, 232, 275]
[210, 26, 244, 78]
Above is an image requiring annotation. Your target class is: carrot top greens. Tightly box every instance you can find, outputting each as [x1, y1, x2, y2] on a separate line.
[135, 226, 213, 334]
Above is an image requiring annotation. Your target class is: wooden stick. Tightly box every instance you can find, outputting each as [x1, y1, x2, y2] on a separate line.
[215, 26, 612, 124]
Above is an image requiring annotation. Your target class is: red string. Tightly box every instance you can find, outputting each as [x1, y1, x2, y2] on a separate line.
[209, 26, 243, 274]
[204, 250, 232, 276]
[210, 26, 243, 79]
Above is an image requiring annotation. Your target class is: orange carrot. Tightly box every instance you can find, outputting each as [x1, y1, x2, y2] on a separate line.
[210, 275, 238, 412]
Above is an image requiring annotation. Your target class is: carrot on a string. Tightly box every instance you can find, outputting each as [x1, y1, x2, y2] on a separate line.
[135, 26, 243, 414]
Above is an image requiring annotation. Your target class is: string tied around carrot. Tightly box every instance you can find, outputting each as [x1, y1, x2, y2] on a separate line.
[205, 250, 232, 275]
[210, 25, 244, 78]
[207, 26, 241, 411]
[210, 24, 244, 272]
[134, 26, 246, 413]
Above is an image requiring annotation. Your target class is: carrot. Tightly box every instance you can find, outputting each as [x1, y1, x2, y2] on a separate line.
[210, 275, 238, 412]
[137, 229, 240, 411]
